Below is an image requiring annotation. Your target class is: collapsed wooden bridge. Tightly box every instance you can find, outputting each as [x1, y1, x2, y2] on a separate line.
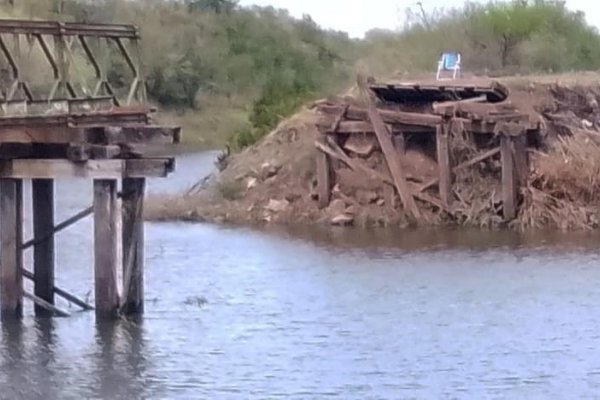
[315, 78, 541, 224]
[0, 20, 179, 320]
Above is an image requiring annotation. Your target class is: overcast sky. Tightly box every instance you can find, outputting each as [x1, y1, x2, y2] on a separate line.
[238, 0, 600, 38]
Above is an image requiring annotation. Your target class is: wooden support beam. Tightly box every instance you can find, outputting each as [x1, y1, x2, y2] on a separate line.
[0, 179, 23, 320]
[121, 178, 145, 315]
[32, 179, 55, 317]
[317, 104, 444, 127]
[22, 206, 93, 250]
[436, 123, 452, 208]
[24, 291, 70, 318]
[316, 138, 332, 209]
[0, 159, 175, 179]
[21, 269, 94, 311]
[358, 77, 421, 221]
[514, 134, 529, 185]
[101, 126, 181, 144]
[93, 179, 120, 319]
[501, 135, 517, 220]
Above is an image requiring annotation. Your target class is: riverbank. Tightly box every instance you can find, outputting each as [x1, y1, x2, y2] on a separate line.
[145, 73, 600, 230]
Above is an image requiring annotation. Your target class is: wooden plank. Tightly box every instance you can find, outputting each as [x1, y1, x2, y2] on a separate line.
[514, 134, 529, 185]
[120, 143, 178, 158]
[22, 206, 93, 250]
[0, 179, 23, 320]
[121, 178, 145, 315]
[318, 104, 444, 127]
[0, 126, 87, 144]
[93, 179, 120, 319]
[67, 144, 122, 161]
[436, 124, 452, 208]
[126, 159, 175, 178]
[0, 159, 174, 179]
[101, 126, 181, 144]
[432, 95, 488, 114]
[0, 159, 124, 179]
[32, 179, 55, 317]
[21, 269, 94, 311]
[501, 135, 517, 220]
[358, 77, 421, 221]
[316, 139, 332, 209]
[24, 292, 70, 318]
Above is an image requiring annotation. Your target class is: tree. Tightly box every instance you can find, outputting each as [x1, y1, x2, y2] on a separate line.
[186, 0, 238, 14]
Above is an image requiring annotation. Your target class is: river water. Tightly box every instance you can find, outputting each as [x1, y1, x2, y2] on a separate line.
[2, 152, 600, 399]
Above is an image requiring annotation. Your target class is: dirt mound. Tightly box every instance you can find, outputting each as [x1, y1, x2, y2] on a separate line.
[146, 74, 600, 230]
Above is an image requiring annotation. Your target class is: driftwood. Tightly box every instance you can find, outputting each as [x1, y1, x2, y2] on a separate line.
[357, 76, 421, 221]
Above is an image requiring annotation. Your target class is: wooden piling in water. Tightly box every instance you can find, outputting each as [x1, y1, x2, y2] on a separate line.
[93, 179, 121, 319]
[32, 179, 55, 317]
[121, 178, 145, 315]
[0, 179, 23, 320]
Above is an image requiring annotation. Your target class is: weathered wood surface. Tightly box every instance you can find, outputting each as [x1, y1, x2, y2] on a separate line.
[358, 77, 421, 221]
[22, 269, 94, 310]
[514, 134, 529, 185]
[93, 179, 120, 318]
[0, 159, 174, 179]
[24, 291, 70, 318]
[318, 103, 444, 127]
[316, 139, 332, 209]
[32, 179, 55, 317]
[22, 206, 93, 250]
[0, 124, 179, 146]
[436, 123, 452, 207]
[0, 179, 23, 320]
[501, 135, 517, 220]
[121, 178, 145, 315]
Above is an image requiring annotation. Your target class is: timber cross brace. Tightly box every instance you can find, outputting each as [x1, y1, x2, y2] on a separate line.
[314, 80, 537, 225]
[0, 19, 180, 321]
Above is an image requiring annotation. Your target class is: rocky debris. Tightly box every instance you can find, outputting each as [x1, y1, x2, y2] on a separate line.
[331, 213, 354, 226]
[260, 162, 281, 181]
[265, 198, 289, 213]
[246, 177, 258, 190]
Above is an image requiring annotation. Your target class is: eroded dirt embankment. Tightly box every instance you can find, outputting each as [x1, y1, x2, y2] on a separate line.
[146, 74, 600, 230]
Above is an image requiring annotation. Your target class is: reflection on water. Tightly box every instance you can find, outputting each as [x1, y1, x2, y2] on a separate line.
[2, 153, 600, 399]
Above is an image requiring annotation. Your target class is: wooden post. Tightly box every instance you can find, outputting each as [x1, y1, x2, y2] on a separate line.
[0, 179, 23, 320]
[93, 179, 120, 319]
[32, 179, 55, 317]
[316, 142, 332, 209]
[121, 178, 145, 315]
[436, 123, 452, 208]
[514, 133, 529, 185]
[501, 134, 517, 220]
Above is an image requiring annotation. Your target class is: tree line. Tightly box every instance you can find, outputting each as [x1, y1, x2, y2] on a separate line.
[1, 0, 599, 148]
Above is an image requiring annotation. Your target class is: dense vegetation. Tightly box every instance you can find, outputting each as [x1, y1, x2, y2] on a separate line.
[2, 0, 600, 149]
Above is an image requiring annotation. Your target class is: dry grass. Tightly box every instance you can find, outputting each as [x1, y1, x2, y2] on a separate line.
[519, 132, 600, 229]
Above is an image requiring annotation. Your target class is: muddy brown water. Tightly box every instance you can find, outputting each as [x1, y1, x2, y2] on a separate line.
[2, 152, 600, 399]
